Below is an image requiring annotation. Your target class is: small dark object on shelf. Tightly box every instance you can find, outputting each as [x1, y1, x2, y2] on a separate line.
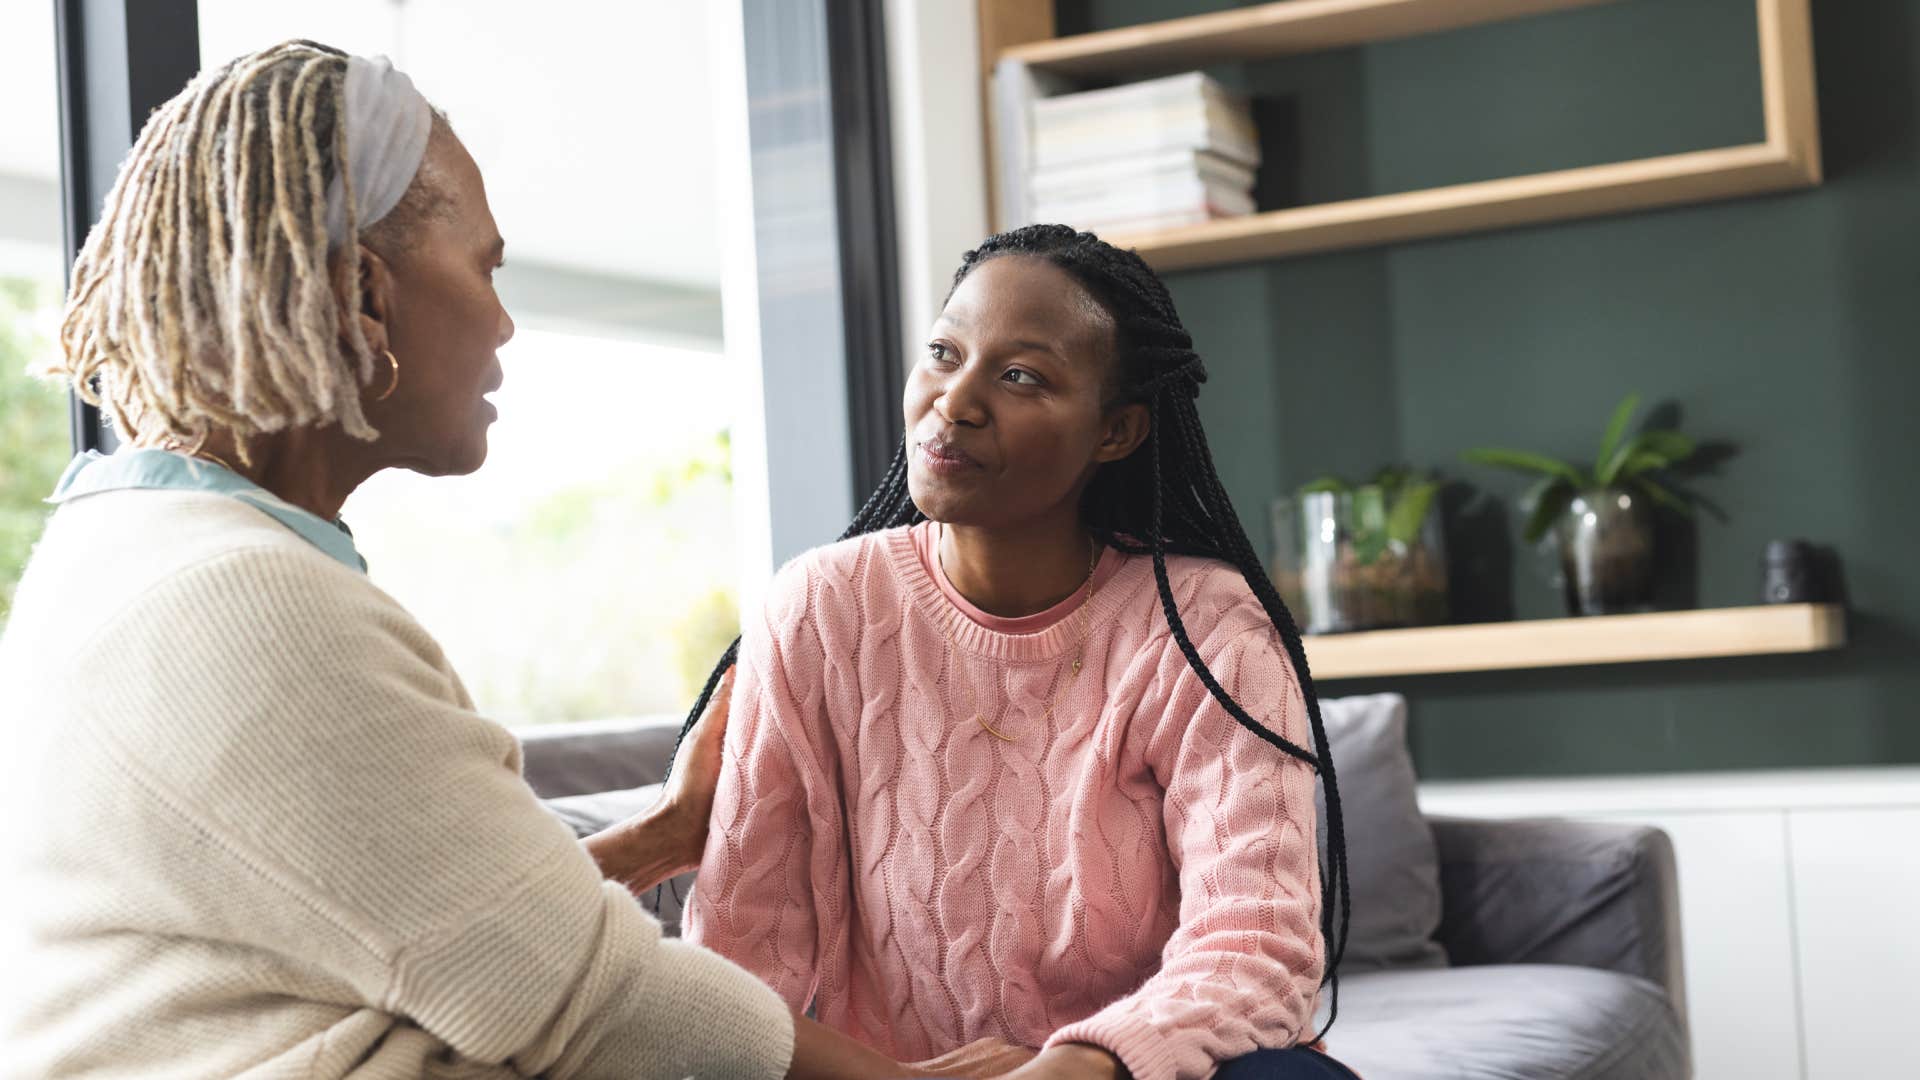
[1761, 539, 1819, 604]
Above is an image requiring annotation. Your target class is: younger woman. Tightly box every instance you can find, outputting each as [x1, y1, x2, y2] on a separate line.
[683, 225, 1354, 1080]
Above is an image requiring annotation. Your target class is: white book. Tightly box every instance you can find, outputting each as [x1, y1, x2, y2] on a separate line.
[1035, 182, 1256, 227]
[1034, 70, 1256, 163]
[1033, 71, 1243, 126]
[1034, 124, 1260, 172]
[1031, 148, 1256, 202]
[1033, 97, 1260, 170]
[1035, 95, 1254, 145]
[1034, 178, 1255, 219]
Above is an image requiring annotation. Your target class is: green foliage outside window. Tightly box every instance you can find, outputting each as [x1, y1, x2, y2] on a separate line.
[0, 277, 70, 623]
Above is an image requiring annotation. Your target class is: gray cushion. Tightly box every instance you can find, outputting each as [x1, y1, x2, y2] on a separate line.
[1316, 965, 1687, 1080]
[518, 716, 682, 800]
[1431, 816, 1684, 1003]
[1317, 693, 1446, 972]
[543, 782, 694, 936]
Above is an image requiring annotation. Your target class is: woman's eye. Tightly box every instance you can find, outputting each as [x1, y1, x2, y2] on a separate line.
[926, 342, 952, 363]
[1001, 368, 1041, 386]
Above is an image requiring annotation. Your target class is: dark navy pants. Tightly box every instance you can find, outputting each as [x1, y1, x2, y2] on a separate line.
[891, 1046, 1360, 1080]
[1215, 1047, 1361, 1079]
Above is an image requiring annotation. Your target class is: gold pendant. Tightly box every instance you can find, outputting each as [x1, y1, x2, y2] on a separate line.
[977, 716, 1018, 742]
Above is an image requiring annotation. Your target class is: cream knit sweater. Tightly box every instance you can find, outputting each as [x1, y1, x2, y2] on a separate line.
[0, 489, 794, 1079]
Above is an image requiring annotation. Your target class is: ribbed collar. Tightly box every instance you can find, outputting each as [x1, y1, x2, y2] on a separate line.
[883, 524, 1145, 663]
[49, 450, 368, 575]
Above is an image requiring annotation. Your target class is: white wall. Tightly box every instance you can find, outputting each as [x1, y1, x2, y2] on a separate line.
[709, 0, 775, 617]
[0, 1, 66, 279]
[885, 0, 990, 373]
[0, 0, 61, 184]
[196, 0, 725, 289]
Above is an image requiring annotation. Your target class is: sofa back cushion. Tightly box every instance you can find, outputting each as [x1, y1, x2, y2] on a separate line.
[1318, 692, 1446, 972]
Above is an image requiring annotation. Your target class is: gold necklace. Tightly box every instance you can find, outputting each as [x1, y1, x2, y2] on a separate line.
[938, 526, 1102, 742]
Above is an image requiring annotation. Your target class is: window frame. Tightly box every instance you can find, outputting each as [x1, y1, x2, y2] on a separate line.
[55, 0, 203, 455]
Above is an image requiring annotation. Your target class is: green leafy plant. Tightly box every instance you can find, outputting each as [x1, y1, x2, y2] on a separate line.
[1, 277, 73, 625]
[1296, 466, 1440, 565]
[1462, 393, 1695, 543]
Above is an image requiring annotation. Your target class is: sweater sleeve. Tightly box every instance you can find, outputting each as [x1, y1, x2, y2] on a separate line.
[80, 547, 795, 1080]
[683, 562, 838, 1010]
[1044, 621, 1325, 1080]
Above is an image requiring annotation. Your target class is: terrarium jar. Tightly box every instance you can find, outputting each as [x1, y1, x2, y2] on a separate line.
[1557, 487, 1654, 616]
[1271, 488, 1449, 634]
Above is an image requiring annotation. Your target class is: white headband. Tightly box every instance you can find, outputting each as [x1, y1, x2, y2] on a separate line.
[323, 55, 433, 246]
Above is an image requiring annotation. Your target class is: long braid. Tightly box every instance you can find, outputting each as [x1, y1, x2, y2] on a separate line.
[673, 223, 1350, 1037]
[1059, 229, 1352, 1034]
[1159, 388, 1352, 1033]
[671, 445, 921, 749]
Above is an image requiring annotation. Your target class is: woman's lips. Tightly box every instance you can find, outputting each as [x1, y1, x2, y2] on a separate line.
[918, 439, 980, 475]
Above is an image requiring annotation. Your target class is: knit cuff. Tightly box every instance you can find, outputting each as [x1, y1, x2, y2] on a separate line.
[1046, 1013, 1179, 1080]
[640, 938, 797, 1077]
[543, 899, 797, 1080]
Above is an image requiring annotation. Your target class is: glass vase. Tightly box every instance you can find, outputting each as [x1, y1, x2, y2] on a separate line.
[1271, 488, 1449, 634]
[1557, 487, 1654, 616]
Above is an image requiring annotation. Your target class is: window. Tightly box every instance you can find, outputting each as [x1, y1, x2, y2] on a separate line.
[340, 332, 741, 724]
[0, 0, 74, 626]
[197, 2, 741, 724]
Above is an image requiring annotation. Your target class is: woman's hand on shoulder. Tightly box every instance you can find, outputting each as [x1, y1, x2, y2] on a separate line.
[584, 666, 735, 892]
[657, 663, 737, 842]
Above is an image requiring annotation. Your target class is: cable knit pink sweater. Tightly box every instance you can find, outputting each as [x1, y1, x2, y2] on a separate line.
[685, 523, 1325, 1080]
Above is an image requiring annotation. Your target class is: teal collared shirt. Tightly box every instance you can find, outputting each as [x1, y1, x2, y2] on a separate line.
[49, 449, 368, 574]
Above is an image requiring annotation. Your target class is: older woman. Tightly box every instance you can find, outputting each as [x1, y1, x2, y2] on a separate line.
[0, 41, 904, 1080]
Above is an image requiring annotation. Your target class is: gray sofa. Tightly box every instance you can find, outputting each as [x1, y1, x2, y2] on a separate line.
[519, 707, 1689, 1080]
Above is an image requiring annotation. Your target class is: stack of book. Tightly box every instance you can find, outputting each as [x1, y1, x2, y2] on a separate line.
[1028, 72, 1259, 234]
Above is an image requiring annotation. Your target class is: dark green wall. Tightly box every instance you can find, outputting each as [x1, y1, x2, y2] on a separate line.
[1059, 0, 1920, 779]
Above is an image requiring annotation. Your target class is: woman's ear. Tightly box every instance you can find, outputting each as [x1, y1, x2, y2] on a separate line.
[1094, 402, 1151, 463]
[330, 243, 395, 356]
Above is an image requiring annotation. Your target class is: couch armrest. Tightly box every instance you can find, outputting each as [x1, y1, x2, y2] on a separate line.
[514, 716, 683, 799]
[1429, 815, 1686, 1022]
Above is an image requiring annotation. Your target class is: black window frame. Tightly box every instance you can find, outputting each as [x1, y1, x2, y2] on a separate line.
[55, 0, 202, 455]
[824, 0, 905, 500]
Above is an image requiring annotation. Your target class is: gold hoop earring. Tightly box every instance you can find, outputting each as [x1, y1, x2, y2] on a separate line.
[374, 349, 400, 402]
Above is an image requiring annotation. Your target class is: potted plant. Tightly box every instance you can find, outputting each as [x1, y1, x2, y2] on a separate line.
[1271, 467, 1448, 634]
[1462, 393, 1695, 616]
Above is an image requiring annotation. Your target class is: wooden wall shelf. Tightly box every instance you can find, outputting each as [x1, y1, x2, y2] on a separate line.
[1304, 603, 1845, 680]
[986, 0, 1822, 268]
[1001, 0, 1619, 77]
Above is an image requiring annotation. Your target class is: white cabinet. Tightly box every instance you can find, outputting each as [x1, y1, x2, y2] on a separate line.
[1419, 770, 1920, 1080]
[1600, 811, 1802, 1080]
[1788, 808, 1920, 1079]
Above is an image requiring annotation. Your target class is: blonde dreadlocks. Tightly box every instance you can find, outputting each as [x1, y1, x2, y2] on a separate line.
[46, 39, 437, 454]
